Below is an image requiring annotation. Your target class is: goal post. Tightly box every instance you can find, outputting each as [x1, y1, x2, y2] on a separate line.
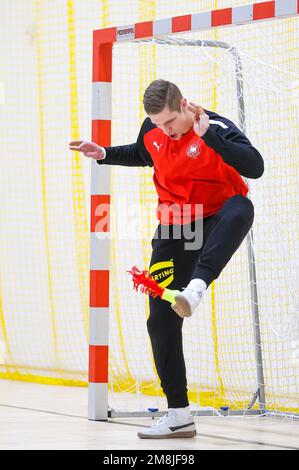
[89, 1, 299, 420]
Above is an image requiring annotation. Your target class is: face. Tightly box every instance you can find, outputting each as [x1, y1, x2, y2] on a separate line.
[148, 99, 193, 140]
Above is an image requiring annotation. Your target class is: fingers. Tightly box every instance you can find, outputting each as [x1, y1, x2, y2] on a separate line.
[69, 141, 84, 150]
[187, 102, 198, 114]
[69, 146, 84, 152]
[187, 102, 205, 118]
[69, 141, 83, 146]
[69, 141, 85, 152]
[69, 141, 91, 152]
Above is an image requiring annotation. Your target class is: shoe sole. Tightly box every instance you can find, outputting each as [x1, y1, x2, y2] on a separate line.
[171, 294, 192, 318]
[137, 430, 196, 439]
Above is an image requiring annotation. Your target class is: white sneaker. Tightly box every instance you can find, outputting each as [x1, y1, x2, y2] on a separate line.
[137, 408, 196, 439]
[171, 279, 207, 318]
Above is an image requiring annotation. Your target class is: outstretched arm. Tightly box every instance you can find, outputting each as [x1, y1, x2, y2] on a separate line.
[69, 118, 154, 168]
[98, 142, 152, 167]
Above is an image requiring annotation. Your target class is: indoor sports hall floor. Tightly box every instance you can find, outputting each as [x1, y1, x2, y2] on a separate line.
[0, 380, 298, 450]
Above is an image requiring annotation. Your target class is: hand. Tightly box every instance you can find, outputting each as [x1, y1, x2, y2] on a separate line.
[69, 141, 106, 160]
[187, 102, 210, 137]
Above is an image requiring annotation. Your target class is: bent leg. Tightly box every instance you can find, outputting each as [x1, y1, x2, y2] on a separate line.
[147, 226, 202, 408]
[192, 195, 255, 287]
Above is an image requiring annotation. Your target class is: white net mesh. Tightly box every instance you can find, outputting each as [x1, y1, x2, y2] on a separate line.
[107, 31, 299, 413]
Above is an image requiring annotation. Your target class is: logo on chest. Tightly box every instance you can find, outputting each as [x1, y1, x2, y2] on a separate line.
[186, 142, 201, 159]
[153, 141, 163, 152]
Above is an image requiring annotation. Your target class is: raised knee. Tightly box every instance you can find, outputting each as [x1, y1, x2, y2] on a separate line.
[233, 196, 254, 227]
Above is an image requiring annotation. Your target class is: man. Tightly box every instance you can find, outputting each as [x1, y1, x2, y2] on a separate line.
[69, 79, 264, 439]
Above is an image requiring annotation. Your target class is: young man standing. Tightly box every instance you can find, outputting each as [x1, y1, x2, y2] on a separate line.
[69, 79, 264, 439]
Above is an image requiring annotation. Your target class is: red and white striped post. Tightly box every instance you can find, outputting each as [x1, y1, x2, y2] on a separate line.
[88, 0, 299, 420]
[89, 28, 116, 420]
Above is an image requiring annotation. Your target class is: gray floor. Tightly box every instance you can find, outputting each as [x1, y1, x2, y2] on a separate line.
[0, 380, 298, 450]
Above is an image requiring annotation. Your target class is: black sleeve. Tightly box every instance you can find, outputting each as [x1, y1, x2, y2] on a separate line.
[202, 111, 264, 179]
[96, 118, 154, 167]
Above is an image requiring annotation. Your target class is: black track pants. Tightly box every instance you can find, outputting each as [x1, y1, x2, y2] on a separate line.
[146, 195, 255, 408]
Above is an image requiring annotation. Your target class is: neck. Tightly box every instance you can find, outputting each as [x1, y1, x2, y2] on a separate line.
[182, 111, 195, 135]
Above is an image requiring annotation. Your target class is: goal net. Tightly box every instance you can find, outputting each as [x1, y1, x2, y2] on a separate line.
[101, 19, 299, 416]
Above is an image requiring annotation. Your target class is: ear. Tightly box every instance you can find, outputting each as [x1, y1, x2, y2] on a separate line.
[180, 98, 187, 111]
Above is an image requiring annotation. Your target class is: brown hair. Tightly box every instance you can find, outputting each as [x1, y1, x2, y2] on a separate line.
[143, 79, 183, 115]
